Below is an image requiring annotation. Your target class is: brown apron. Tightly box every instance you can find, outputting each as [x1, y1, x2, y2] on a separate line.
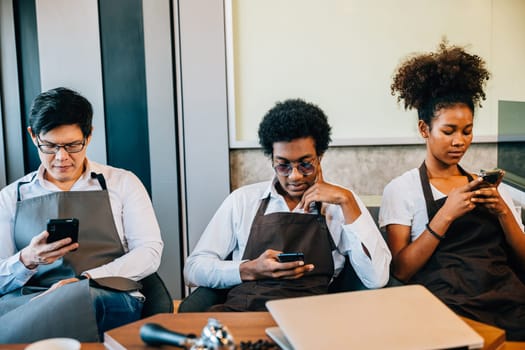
[215, 195, 335, 311]
[0, 172, 132, 343]
[410, 162, 525, 340]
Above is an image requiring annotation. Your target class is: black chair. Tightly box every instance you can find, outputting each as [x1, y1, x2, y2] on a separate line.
[178, 286, 230, 313]
[140, 272, 174, 317]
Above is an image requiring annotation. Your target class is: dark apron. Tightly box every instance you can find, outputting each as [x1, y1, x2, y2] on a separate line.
[216, 195, 335, 311]
[410, 162, 525, 340]
[0, 172, 130, 343]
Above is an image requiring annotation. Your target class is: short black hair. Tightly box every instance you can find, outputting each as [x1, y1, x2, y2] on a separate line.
[29, 87, 93, 138]
[391, 39, 490, 127]
[258, 98, 332, 157]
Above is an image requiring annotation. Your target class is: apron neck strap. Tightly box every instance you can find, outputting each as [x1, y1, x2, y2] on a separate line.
[419, 161, 472, 219]
[90, 172, 107, 190]
[256, 193, 272, 217]
[16, 172, 108, 202]
[16, 174, 37, 202]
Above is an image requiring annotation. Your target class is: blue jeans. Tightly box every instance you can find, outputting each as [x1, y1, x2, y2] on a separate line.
[90, 287, 144, 339]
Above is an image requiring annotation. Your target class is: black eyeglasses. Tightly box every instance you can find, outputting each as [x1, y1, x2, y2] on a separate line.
[273, 160, 316, 177]
[36, 136, 86, 154]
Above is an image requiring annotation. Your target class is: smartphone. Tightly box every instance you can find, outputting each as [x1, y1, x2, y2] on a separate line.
[277, 252, 304, 263]
[46, 218, 79, 244]
[478, 168, 504, 186]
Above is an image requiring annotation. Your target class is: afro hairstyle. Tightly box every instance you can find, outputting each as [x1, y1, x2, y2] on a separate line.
[258, 98, 332, 157]
[391, 39, 490, 126]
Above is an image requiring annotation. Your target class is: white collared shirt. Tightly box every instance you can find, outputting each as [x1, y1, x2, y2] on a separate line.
[184, 179, 391, 289]
[0, 160, 163, 295]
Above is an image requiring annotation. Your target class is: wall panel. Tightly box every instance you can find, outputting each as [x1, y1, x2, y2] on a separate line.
[36, 0, 107, 164]
[143, 0, 183, 297]
[0, 0, 25, 185]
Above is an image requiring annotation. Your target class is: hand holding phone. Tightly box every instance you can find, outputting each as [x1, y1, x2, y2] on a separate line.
[277, 252, 304, 263]
[46, 218, 79, 244]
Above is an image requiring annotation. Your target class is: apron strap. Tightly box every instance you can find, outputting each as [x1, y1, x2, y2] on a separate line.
[90, 172, 107, 190]
[16, 174, 37, 202]
[16, 172, 109, 201]
[457, 164, 474, 181]
[255, 193, 272, 217]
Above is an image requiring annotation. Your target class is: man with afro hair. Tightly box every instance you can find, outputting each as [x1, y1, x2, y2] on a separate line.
[184, 98, 391, 311]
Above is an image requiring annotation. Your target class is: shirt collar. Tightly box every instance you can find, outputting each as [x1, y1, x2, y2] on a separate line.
[259, 177, 281, 200]
[260, 177, 319, 213]
[35, 158, 93, 189]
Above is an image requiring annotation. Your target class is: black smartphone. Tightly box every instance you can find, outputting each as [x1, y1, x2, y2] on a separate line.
[46, 218, 79, 244]
[277, 252, 304, 263]
[478, 168, 504, 186]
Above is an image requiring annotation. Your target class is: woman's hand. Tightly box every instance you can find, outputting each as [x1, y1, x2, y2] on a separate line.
[439, 178, 484, 222]
[471, 186, 509, 216]
[19, 230, 79, 269]
[239, 249, 314, 281]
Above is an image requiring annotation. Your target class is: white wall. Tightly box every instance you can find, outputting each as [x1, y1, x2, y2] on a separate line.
[227, 0, 525, 147]
[36, 0, 107, 163]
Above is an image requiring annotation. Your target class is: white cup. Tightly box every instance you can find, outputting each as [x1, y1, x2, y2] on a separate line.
[25, 338, 81, 350]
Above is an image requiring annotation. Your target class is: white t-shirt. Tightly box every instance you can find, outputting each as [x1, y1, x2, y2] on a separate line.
[379, 168, 523, 242]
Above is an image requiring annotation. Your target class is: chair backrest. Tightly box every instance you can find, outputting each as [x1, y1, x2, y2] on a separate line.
[328, 256, 368, 293]
[140, 272, 174, 317]
[178, 286, 230, 313]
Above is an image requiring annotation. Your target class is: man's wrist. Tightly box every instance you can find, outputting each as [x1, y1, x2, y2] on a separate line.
[19, 249, 37, 270]
[239, 260, 255, 281]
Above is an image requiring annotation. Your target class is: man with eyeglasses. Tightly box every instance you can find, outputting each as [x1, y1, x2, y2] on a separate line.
[184, 98, 391, 311]
[0, 87, 163, 342]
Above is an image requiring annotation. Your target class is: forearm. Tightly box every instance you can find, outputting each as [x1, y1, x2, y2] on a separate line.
[498, 209, 525, 265]
[340, 214, 391, 288]
[84, 242, 163, 280]
[0, 253, 37, 295]
[391, 237, 439, 282]
[391, 211, 453, 281]
[347, 246, 391, 288]
[339, 191, 362, 225]
[184, 253, 242, 288]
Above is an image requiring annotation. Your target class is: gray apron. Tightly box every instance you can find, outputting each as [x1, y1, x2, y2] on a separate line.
[212, 195, 335, 311]
[0, 172, 129, 343]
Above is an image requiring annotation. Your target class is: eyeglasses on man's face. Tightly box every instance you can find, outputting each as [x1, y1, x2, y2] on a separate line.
[36, 136, 86, 154]
[273, 160, 316, 177]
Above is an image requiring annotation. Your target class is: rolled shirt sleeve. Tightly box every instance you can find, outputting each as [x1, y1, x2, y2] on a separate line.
[334, 193, 391, 289]
[0, 252, 37, 295]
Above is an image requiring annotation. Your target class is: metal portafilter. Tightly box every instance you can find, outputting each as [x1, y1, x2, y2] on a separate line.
[140, 318, 235, 349]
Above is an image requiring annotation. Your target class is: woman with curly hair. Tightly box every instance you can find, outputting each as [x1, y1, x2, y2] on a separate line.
[379, 41, 525, 340]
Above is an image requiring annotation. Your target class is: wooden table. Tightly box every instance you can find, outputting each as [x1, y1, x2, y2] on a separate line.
[1, 312, 521, 349]
[104, 312, 276, 350]
[103, 312, 509, 350]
